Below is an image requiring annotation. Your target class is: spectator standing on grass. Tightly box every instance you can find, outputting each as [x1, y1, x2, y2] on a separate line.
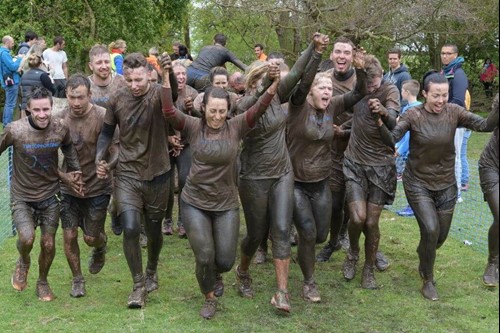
[480, 58, 497, 98]
[378, 72, 498, 301]
[42, 36, 68, 98]
[1, 87, 81, 302]
[439, 43, 468, 203]
[383, 47, 412, 105]
[1, 35, 24, 126]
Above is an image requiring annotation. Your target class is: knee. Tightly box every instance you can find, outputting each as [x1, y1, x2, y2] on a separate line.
[297, 223, 316, 245]
[18, 231, 36, 249]
[196, 249, 215, 268]
[41, 235, 56, 252]
[216, 256, 235, 273]
[316, 230, 329, 244]
[83, 234, 98, 247]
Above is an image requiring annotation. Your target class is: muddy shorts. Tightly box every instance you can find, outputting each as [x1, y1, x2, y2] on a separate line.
[11, 195, 60, 234]
[60, 193, 110, 235]
[479, 166, 499, 199]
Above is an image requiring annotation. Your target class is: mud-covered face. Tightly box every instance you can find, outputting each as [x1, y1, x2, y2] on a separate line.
[212, 75, 228, 89]
[89, 53, 111, 81]
[309, 77, 333, 110]
[174, 66, 187, 90]
[29, 98, 52, 129]
[423, 82, 449, 113]
[124, 66, 150, 97]
[205, 97, 228, 129]
[67, 85, 91, 116]
[330, 42, 354, 74]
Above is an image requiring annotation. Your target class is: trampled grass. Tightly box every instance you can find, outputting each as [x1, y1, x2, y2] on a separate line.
[0, 209, 498, 333]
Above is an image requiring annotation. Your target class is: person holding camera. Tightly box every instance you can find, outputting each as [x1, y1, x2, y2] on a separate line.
[1, 35, 24, 127]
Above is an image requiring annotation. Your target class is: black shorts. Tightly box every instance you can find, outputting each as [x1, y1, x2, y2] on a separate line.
[60, 193, 110, 231]
[11, 195, 60, 234]
[343, 157, 396, 206]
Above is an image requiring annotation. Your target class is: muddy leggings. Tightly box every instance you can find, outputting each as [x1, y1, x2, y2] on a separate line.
[166, 145, 192, 226]
[293, 178, 332, 281]
[479, 167, 499, 262]
[404, 181, 457, 281]
[239, 172, 294, 261]
[181, 199, 240, 294]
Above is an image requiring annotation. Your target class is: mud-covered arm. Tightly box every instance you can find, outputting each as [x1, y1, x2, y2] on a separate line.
[461, 94, 499, 132]
[162, 82, 187, 131]
[236, 76, 273, 115]
[60, 130, 81, 172]
[277, 40, 315, 101]
[343, 68, 367, 109]
[290, 50, 323, 107]
[246, 71, 280, 127]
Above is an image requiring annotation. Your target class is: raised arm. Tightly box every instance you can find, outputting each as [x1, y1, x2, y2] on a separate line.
[290, 34, 329, 107]
[277, 34, 316, 101]
[159, 53, 187, 131]
[246, 64, 280, 127]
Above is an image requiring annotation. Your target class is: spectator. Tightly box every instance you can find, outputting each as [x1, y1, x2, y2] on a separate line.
[109, 39, 127, 75]
[17, 31, 38, 56]
[254, 43, 267, 61]
[383, 47, 412, 105]
[1, 35, 24, 126]
[480, 58, 498, 98]
[42, 36, 68, 98]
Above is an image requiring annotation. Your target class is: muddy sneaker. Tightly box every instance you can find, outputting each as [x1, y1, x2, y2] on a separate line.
[11, 258, 30, 291]
[361, 265, 377, 289]
[271, 289, 291, 312]
[214, 273, 224, 297]
[235, 265, 254, 298]
[36, 280, 56, 301]
[316, 241, 342, 262]
[302, 280, 321, 303]
[343, 251, 359, 281]
[127, 285, 147, 308]
[482, 262, 499, 288]
[70, 277, 86, 298]
[145, 270, 158, 293]
[178, 225, 187, 239]
[253, 246, 267, 264]
[421, 280, 439, 301]
[375, 251, 390, 272]
[111, 215, 122, 236]
[89, 246, 106, 274]
[200, 298, 217, 319]
[162, 218, 173, 235]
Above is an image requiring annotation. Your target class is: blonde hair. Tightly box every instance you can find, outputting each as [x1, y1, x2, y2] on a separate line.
[245, 60, 269, 91]
[311, 72, 333, 90]
[109, 39, 126, 51]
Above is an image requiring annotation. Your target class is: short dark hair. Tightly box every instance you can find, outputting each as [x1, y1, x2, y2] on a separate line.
[53, 36, 64, 46]
[267, 52, 284, 61]
[203, 86, 230, 110]
[178, 45, 189, 57]
[209, 67, 229, 83]
[422, 71, 448, 92]
[123, 52, 148, 70]
[214, 33, 227, 46]
[254, 44, 264, 50]
[25, 31, 38, 42]
[387, 47, 402, 58]
[333, 36, 355, 50]
[28, 86, 53, 107]
[441, 44, 458, 54]
[66, 73, 91, 92]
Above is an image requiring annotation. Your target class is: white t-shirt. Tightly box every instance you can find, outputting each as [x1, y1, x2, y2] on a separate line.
[42, 48, 68, 79]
